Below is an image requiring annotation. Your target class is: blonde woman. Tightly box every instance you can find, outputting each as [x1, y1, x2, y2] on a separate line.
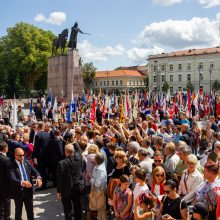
[178, 154, 204, 204]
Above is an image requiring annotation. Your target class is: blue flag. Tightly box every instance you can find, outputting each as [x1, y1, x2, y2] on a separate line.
[67, 102, 72, 123]
[29, 99, 33, 116]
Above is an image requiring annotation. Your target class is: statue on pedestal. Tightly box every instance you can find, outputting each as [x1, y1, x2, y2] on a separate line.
[68, 22, 90, 50]
[52, 29, 68, 56]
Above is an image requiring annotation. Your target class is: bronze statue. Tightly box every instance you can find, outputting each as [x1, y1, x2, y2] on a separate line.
[68, 22, 90, 50]
[52, 29, 68, 55]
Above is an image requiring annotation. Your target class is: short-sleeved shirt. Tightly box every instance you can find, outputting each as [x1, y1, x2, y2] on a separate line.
[162, 196, 187, 219]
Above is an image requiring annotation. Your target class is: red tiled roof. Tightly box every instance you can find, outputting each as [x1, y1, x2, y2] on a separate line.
[148, 47, 220, 59]
[95, 69, 145, 78]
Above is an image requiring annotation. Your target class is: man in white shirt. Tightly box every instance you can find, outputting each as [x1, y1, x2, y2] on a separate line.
[164, 142, 180, 174]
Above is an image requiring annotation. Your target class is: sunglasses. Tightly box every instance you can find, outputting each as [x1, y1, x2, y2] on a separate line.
[156, 174, 164, 177]
[16, 154, 24, 157]
[115, 156, 123, 159]
[187, 161, 195, 165]
[154, 160, 162, 163]
[164, 190, 172, 194]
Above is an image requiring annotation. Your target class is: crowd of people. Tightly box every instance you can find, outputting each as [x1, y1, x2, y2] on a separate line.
[1, 93, 220, 220]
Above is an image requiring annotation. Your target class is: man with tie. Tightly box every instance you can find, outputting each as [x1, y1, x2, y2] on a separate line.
[0, 142, 11, 220]
[9, 148, 42, 220]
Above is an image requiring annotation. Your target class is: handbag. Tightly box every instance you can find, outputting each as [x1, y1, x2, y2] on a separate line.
[89, 187, 106, 210]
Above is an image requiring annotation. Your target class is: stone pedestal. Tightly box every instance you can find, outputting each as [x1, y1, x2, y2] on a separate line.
[48, 50, 83, 102]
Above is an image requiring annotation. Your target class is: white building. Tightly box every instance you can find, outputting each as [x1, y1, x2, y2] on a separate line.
[148, 47, 220, 94]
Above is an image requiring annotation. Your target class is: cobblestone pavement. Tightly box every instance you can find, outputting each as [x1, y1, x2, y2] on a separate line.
[11, 187, 65, 220]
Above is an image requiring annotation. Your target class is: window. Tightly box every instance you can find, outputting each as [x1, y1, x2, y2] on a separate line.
[133, 80, 135, 85]
[104, 81, 106, 86]
[129, 80, 132, 85]
[170, 87, 173, 93]
[120, 80, 122, 85]
[161, 75, 165, 82]
[153, 76, 157, 83]
[170, 75, 173, 82]
[178, 74, 182, 82]
[161, 64, 165, 71]
[169, 64, 173, 71]
[187, 74, 191, 81]
[100, 81, 102, 86]
[107, 81, 109, 86]
[116, 80, 118, 86]
[178, 64, 182, 71]
[153, 65, 157, 72]
[136, 80, 138, 85]
[95, 81, 98, 86]
[140, 80, 142, 85]
[200, 73, 203, 81]
[210, 63, 214, 69]
[112, 81, 114, 86]
[187, 63, 191, 70]
[198, 62, 203, 70]
[178, 87, 182, 91]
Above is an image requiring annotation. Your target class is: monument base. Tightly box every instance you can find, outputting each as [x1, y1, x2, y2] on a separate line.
[48, 50, 83, 102]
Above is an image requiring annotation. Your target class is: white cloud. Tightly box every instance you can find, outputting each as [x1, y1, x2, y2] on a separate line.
[135, 17, 219, 49]
[78, 40, 125, 62]
[34, 12, 66, 25]
[127, 46, 164, 63]
[197, 0, 220, 8]
[153, 0, 182, 6]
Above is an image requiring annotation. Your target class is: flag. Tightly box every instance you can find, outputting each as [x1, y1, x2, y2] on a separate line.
[90, 98, 96, 121]
[12, 94, 17, 131]
[29, 99, 33, 116]
[72, 97, 76, 113]
[120, 97, 124, 122]
[67, 102, 72, 123]
[82, 93, 86, 103]
[48, 90, 53, 109]
[187, 88, 191, 115]
[52, 96, 57, 115]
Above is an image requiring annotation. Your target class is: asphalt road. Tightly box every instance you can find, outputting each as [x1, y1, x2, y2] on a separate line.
[10, 187, 65, 220]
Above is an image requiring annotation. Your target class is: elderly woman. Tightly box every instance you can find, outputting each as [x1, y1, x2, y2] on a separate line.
[178, 154, 204, 204]
[90, 153, 107, 220]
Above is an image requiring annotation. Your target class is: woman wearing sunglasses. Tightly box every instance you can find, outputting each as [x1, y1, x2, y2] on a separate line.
[151, 166, 166, 201]
[160, 179, 189, 220]
[107, 151, 130, 204]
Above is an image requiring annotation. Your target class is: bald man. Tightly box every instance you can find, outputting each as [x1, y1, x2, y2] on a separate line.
[57, 144, 84, 220]
[9, 148, 42, 220]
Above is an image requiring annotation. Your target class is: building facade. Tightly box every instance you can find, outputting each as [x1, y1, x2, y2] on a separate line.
[91, 69, 147, 93]
[148, 47, 220, 94]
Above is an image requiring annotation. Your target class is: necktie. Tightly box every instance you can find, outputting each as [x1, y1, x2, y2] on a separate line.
[20, 162, 28, 181]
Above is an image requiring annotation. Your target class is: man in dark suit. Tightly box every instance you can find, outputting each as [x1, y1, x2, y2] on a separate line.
[57, 144, 83, 220]
[9, 148, 42, 220]
[0, 142, 11, 220]
[32, 122, 50, 189]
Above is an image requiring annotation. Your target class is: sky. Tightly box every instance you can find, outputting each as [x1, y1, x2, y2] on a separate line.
[1, 0, 220, 70]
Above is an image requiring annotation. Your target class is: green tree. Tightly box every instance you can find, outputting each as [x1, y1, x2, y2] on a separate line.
[186, 81, 195, 92]
[0, 22, 55, 97]
[212, 80, 220, 93]
[162, 81, 169, 93]
[82, 62, 97, 90]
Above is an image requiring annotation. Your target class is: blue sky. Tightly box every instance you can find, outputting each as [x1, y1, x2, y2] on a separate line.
[1, 0, 220, 70]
